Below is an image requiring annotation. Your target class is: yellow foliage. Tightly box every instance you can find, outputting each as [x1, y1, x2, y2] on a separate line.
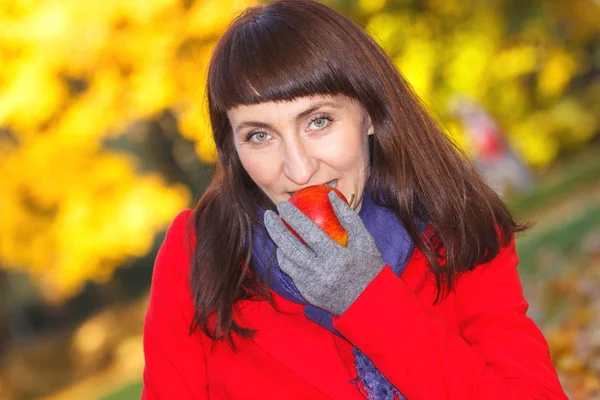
[395, 38, 437, 100]
[0, 56, 69, 133]
[0, 0, 256, 300]
[444, 30, 496, 98]
[443, 120, 470, 154]
[493, 80, 528, 124]
[491, 45, 538, 80]
[549, 99, 597, 144]
[425, 0, 466, 18]
[510, 113, 559, 167]
[186, 0, 254, 37]
[0, 0, 598, 299]
[538, 49, 578, 99]
[179, 105, 217, 164]
[362, 1, 597, 168]
[359, 0, 386, 15]
[0, 138, 191, 299]
[366, 12, 401, 51]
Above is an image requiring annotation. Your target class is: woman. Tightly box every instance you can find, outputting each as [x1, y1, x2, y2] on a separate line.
[142, 1, 567, 399]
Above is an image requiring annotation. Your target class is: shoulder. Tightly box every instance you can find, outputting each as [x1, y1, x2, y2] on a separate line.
[402, 232, 521, 301]
[452, 235, 526, 310]
[455, 235, 519, 290]
[416, 233, 530, 333]
[152, 209, 195, 288]
[144, 209, 198, 331]
[162, 209, 194, 255]
[165, 209, 194, 243]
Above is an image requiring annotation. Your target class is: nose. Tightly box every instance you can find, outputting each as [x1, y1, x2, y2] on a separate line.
[282, 138, 318, 185]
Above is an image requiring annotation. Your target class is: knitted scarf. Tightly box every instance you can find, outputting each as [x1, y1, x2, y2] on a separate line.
[251, 186, 421, 400]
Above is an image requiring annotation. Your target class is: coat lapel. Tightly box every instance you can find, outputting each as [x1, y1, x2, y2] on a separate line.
[236, 294, 363, 400]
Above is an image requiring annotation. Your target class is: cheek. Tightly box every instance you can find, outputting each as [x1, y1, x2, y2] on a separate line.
[238, 151, 281, 189]
[324, 134, 369, 169]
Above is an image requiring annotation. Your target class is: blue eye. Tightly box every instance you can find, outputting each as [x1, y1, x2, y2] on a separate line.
[308, 115, 332, 130]
[245, 131, 271, 144]
[249, 132, 270, 142]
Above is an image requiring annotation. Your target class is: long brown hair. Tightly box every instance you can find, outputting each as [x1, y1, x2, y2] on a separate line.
[190, 0, 526, 345]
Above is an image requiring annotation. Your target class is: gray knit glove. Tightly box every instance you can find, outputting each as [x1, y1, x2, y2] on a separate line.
[263, 191, 385, 316]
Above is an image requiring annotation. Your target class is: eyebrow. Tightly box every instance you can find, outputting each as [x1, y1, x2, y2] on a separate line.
[234, 100, 342, 133]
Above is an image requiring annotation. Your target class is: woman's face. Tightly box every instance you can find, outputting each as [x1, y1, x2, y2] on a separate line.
[227, 94, 374, 210]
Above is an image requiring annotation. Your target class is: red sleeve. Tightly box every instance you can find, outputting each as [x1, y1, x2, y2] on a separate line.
[333, 236, 567, 400]
[141, 209, 209, 399]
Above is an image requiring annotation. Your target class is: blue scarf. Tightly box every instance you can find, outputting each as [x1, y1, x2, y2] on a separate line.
[251, 186, 420, 400]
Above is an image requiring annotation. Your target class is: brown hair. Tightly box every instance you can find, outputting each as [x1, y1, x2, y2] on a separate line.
[190, 0, 526, 345]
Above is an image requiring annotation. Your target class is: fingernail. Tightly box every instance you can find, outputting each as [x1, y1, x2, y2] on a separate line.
[264, 210, 278, 226]
[329, 191, 342, 205]
[277, 200, 296, 216]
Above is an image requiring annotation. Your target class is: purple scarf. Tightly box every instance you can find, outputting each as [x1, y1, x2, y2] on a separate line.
[252, 186, 421, 400]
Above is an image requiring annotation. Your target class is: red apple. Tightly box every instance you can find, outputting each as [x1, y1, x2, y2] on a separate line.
[282, 185, 348, 247]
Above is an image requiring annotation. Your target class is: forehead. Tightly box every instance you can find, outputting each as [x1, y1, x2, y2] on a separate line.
[226, 94, 359, 121]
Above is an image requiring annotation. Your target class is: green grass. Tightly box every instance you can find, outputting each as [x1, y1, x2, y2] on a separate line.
[516, 202, 600, 275]
[98, 381, 142, 400]
[506, 145, 600, 216]
[507, 145, 600, 275]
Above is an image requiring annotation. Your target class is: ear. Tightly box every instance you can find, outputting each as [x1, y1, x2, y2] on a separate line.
[365, 114, 375, 136]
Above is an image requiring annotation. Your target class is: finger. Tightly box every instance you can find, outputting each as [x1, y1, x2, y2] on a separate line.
[328, 190, 361, 226]
[276, 201, 337, 253]
[276, 248, 305, 280]
[263, 210, 315, 261]
[328, 191, 374, 247]
[277, 249, 315, 304]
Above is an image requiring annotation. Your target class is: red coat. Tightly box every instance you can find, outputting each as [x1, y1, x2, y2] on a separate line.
[142, 209, 567, 399]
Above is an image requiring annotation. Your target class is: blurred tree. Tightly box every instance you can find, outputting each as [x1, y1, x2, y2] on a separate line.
[0, 0, 256, 301]
[350, 0, 599, 166]
[0, 0, 599, 302]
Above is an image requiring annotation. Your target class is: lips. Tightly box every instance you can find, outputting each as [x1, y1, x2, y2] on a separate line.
[288, 180, 337, 197]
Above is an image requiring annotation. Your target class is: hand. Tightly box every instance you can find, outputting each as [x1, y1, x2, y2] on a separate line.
[263, 191, 385, 315]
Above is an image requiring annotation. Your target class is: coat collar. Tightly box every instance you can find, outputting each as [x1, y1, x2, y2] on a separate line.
[232, 250, 434, 400]
[235, 293, 363, 400]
